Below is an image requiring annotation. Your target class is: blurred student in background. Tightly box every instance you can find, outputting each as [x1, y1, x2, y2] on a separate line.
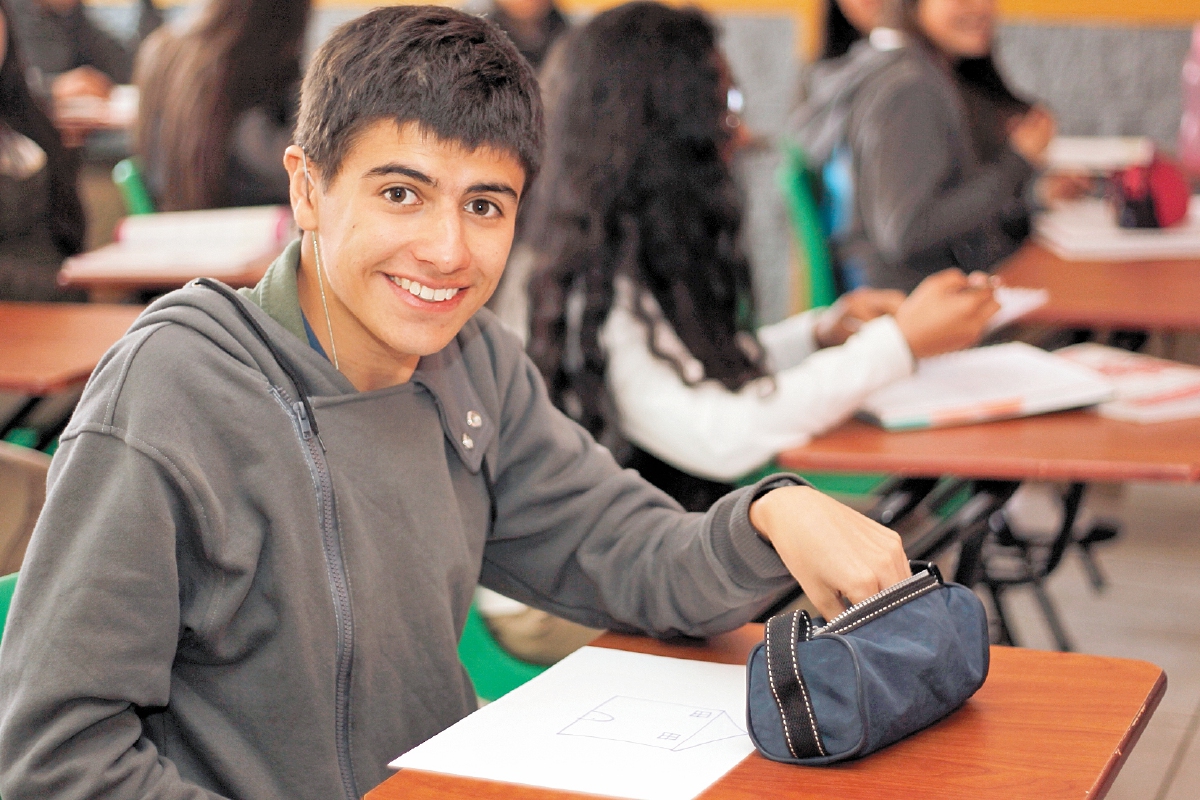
[791, 0, 1060, 292]
[519, 1, 997, 511]
[134, 0, 308, 210]
[8, 0, 159, 100]
[818, 0, 880, 61]
[0, 0, 85, 301]
[482, 0, 568, 70]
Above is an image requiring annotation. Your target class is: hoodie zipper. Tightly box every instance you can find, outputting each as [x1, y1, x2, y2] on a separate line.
[288, 394, 358, 800]
[196, 280, 359, 800]
[811, 565, 943, 638]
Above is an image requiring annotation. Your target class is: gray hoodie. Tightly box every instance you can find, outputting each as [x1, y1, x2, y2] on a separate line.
[0, 242, 797, 800]
[790, 39, 1035, 292]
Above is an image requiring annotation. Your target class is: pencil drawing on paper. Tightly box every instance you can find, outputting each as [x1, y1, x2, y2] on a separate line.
[558, 696, 746, 752]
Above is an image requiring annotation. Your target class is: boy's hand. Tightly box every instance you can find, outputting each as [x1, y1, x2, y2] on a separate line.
[749, 485, 910, 621]
[894, 269, 999, 359]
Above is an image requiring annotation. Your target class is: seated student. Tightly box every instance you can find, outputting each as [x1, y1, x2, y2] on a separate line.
[0, 0, 85, 301]
[519, 1, 997, 513]
[8, 0, 159, 99]
[790, 0, 1056, 292]
[134, 0, 308, 210]
[0, 7, 911, 798]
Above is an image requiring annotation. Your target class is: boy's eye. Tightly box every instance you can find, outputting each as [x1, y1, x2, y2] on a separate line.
[385, 187, 418, 204]
[466, 198, 501, 217]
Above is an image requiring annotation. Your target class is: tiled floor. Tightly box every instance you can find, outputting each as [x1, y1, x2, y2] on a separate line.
[998, 481, 1200, 800]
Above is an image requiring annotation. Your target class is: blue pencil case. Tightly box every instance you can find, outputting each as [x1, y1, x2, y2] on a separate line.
[746, 563, 989, 765]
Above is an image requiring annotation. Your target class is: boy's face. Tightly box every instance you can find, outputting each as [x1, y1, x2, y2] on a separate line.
[286, 121, 525, 389]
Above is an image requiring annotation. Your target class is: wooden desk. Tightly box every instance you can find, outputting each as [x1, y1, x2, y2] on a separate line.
[367, 626, 1165, 800]
[58, 250, 276, 304]
[0, 302, 143, 395]
[777, 411, 1200, 483]
[998, 243, 1200, 331]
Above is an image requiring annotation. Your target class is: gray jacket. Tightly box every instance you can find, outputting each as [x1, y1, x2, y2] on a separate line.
[0, 241, 795, 800]
[790, 41, 1035, 292]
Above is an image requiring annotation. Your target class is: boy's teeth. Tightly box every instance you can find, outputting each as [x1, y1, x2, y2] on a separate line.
[391, 276, 459, 302]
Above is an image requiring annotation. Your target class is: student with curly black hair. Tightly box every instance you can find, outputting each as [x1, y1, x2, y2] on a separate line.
[519, 1, 997, 512]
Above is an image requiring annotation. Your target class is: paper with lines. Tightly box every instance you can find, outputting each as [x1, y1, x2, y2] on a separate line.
[391, 646, 753, 800]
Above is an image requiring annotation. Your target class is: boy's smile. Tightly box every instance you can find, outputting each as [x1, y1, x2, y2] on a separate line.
[286, 121, 526, 390]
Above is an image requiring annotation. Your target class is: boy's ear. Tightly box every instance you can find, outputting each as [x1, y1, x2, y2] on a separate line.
[284, 144, 320, 232]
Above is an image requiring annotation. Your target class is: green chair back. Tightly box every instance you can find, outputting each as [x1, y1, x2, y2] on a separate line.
[112, 158, 156, 215]
[457, 603, 546, 702]
[0, 572, 16, 645]
[778, 144, 838, 311]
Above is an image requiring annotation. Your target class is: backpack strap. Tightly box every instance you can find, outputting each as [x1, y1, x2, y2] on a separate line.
[764, 609, 826, 759]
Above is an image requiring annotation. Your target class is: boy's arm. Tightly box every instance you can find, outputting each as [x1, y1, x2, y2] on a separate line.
[478, 333, 905, 637]
[0, 430, 225, 800]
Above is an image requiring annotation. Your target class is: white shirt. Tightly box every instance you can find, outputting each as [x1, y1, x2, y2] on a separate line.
[600, 277, 914, 482]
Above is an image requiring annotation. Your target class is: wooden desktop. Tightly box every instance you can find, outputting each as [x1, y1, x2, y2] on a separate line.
[776, 411, 1200, 483]
[367, 625, 1165, 800]
[0, 302, 144, 395]
[997, 242, 1200, 332]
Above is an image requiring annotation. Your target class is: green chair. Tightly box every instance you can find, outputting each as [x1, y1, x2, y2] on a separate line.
[0, 572, 16, 643]
[112, 158, 156, 215]
[457, 603, 546, 702]
[778, 143, 839, 311]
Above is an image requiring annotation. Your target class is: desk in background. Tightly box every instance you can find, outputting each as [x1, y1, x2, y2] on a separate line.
[0, 302, 143, 396]
[368, 625, 1165, 800]
[58, 250, 276, 304]
[997, 243, 1200, 332]
[59, 206, 291, 303]
[0, 302, 144, 445]
[777, 411, 1200, 483]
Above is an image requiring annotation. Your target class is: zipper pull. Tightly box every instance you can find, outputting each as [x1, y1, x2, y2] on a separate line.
[294, 401, 314, 439]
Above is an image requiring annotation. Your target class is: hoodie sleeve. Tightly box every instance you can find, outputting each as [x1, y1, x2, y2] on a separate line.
[0, 429, 226, 800]
[476, 319, 799, 638]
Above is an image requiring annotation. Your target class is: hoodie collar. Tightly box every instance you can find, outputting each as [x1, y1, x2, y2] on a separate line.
[237, 237, 493, 473]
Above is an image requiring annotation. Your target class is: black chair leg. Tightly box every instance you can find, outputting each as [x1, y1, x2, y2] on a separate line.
[1031, 578, 1073, 652]
[986, 583, 1015, 646]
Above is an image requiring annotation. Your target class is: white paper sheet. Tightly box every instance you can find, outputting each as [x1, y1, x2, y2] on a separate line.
[1046, 136, 1153, 173]
[390, 647, 755, 800]
[987, 286, 1049, 332]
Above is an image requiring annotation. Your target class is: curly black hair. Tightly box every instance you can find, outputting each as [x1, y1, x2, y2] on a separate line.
[523, 1, 766, 446]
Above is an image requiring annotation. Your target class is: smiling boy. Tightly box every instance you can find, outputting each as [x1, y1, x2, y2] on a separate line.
[0, 7, 908, 800]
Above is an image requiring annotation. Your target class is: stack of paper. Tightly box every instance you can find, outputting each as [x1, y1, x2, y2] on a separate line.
[62, 206, 292, 279]
[392, 646, 754, 800]
[858, 341, 1114, 430]
[1056, 343, 1200, 423]
[1045, 136, 1153, 174]
[1036, 197, 1200, 261]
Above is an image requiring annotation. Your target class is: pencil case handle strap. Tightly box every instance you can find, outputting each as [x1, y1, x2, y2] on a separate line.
[764, 610, 826, 759]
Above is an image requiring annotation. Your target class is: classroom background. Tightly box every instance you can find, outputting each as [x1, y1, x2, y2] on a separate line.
[2, 0, 1200, 797]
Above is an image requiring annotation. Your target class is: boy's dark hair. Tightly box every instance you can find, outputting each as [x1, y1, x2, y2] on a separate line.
[296, 5, 543, 185]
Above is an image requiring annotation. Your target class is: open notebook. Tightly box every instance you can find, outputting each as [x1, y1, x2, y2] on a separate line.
[61, 206, 292, 279]
[858, 342, 1114, 431]
[1056, 343, 1200, 424]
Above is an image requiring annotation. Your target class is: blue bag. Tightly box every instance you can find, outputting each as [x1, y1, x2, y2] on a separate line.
[746, 564, 989, 765]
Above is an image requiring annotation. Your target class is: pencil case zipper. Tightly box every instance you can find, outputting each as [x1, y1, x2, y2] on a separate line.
[811, 564, 944, 638]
